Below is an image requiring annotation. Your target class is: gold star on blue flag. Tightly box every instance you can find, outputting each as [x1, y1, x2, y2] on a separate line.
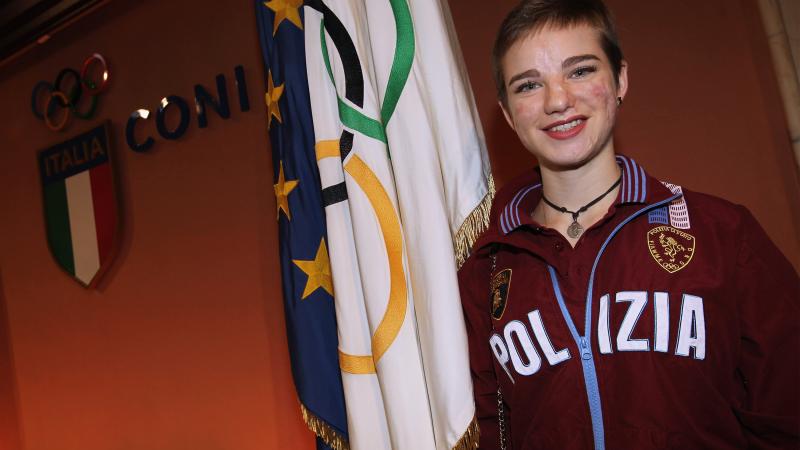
[293, 238, 334, 299]
[274, 161, 298, 219]
[265, 69, 284, 128]
[264, 0, 303, 34]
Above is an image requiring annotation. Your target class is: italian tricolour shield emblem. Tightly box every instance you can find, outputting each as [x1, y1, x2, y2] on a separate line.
[38, 123, 119, 287]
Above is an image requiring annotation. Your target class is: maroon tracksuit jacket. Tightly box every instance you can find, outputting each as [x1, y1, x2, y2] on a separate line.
[459, 155, 800, 449]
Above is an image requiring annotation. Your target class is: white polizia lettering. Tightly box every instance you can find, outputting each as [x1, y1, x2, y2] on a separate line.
[491, 291, 705, 378]
[654, 292, 670, 353]
[489, 333, 515, 383]
[675, 294, 706, 359]
[528, 309, 570, 365]
[504, 320, 542, 376]
[598, 294, 613, 354]
[616, 291, 650, 351]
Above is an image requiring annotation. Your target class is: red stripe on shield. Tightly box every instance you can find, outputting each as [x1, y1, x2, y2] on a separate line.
[89, 162, 116, 267]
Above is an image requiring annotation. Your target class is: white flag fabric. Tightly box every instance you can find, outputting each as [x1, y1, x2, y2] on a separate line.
[304, 1, 493, 448]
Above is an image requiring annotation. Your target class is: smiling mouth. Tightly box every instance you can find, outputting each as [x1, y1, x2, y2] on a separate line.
[547, 118, 584, 132]
[543, 117, 587, 139]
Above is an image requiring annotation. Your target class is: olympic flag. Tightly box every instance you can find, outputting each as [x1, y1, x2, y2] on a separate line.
[304, 0, 493, 448]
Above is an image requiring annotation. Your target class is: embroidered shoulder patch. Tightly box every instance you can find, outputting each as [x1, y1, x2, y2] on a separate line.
[647, 226, 695, 273]
[648, 206, 670, 225]
[661, 181, 691, 229]
[490, 269, 512, 320]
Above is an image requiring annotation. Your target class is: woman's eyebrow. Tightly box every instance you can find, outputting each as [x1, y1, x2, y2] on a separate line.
[563, 54, 600, 68]
[507, 68, 541, 86]
[507, 54, 601, 86]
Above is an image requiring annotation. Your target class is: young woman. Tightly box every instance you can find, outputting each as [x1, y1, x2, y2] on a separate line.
[458, 1, 800, 449]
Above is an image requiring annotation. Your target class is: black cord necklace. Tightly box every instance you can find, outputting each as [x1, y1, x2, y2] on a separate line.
[541, 174, 622, 239]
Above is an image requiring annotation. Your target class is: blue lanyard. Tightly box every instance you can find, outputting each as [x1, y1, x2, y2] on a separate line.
[545, 194, 680, 450]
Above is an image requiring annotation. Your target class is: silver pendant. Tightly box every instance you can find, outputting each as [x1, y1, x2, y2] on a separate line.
[567, 220, 584, 238]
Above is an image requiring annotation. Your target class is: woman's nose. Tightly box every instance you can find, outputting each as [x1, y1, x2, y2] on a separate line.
[543, 82, 572, 115]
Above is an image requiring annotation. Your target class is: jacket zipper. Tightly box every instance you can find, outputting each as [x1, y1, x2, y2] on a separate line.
[546, 194, 681, 450]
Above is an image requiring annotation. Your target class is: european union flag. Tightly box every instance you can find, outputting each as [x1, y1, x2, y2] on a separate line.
[255, 2, 348, 449]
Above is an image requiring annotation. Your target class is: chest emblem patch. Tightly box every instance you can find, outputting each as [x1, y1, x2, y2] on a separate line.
[647, 226, 695, 273]
[490, 268, 512, 320]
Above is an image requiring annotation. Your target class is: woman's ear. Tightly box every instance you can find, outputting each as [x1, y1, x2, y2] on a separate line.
[617, 60, 629, 101]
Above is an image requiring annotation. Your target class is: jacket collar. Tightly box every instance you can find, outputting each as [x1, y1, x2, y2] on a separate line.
[495, 155, 668, 237]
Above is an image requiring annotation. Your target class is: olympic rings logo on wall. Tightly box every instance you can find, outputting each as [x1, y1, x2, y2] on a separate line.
[31, 53, 111, 132]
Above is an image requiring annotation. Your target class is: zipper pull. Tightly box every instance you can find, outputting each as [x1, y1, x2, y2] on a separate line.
[580, 337, 592, 360]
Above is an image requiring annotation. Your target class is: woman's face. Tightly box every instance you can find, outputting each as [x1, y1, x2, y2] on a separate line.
[500, 24, 627, 171]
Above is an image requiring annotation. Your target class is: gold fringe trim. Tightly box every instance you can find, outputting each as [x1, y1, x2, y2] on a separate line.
[300, 403, 350, 450]
[451, 416, 481, 450]
[455, 175, 496, 269]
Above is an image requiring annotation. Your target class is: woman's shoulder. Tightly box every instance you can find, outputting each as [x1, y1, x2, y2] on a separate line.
[655, 180, 756, 235]
[463, 167, 542, 255]
[489, 168, 542, 222]
[495, 166, 541, 197]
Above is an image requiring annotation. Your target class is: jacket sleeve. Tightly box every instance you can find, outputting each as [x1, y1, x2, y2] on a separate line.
[732, 207, 800, 449]
[459, 254, 506, 450]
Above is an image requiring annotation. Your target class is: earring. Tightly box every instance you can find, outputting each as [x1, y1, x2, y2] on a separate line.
[616, 97, 623, 106]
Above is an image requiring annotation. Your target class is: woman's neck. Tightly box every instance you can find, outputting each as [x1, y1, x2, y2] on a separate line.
[533, 151, 622, 245]
[540, 152, 620, 207]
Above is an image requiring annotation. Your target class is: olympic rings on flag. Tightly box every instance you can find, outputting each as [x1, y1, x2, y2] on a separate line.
[30, 53, 110, 131]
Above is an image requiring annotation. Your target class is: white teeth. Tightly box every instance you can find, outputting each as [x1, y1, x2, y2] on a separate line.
[550, 119, 583, 132]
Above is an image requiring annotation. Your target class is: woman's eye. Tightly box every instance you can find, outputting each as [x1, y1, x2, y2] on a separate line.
[570, 66, 597, 79]
[514, 81, 540, 93]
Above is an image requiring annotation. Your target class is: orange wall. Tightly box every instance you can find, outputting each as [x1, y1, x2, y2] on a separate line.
[0, 1, 797, 450]
[0, 1, 312, 449]
[451, 0, 800, 270]
[0, 272, 21, 450]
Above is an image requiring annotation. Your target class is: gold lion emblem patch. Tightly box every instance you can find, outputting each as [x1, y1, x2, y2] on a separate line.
[490, 269, 512, 320]
[647, 226, 695, 273]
